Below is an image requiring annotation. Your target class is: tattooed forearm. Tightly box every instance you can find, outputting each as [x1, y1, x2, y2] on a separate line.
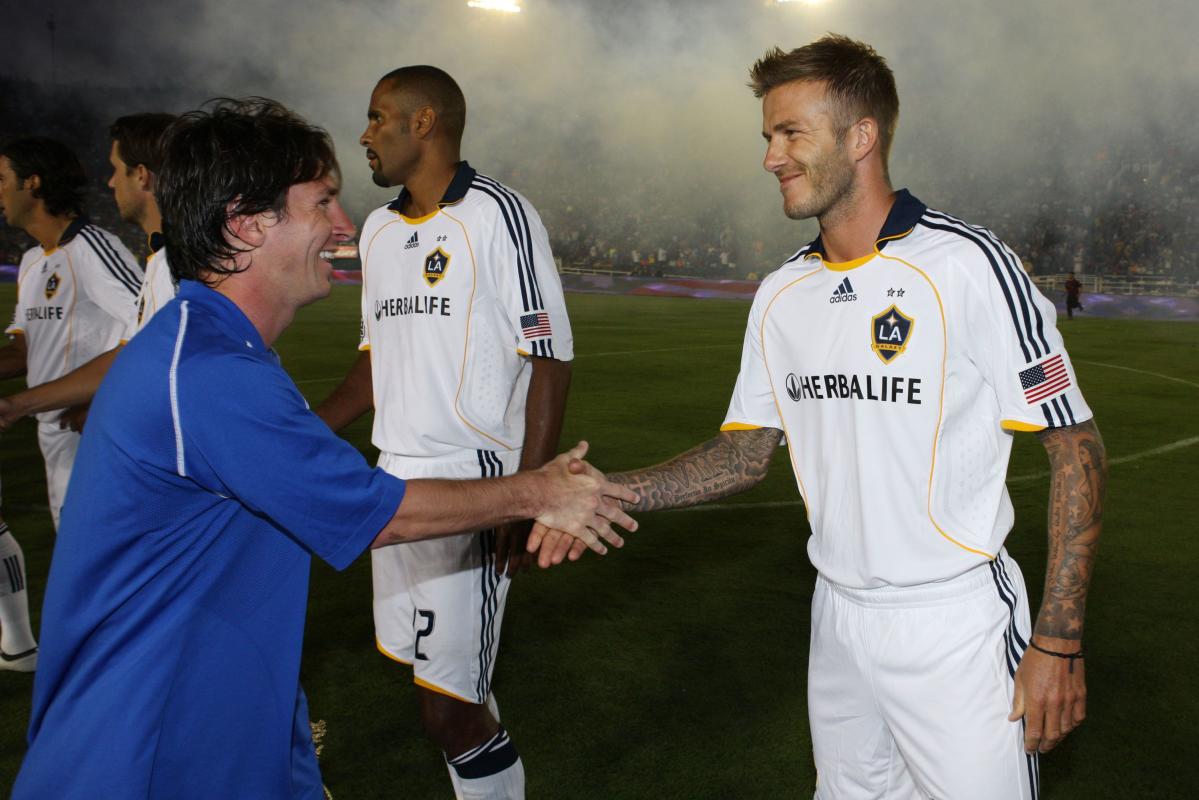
[1034, 418, 1106, 640]
[608, 428, 783, 512]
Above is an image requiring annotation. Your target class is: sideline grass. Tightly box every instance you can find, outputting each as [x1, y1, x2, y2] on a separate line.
[1, 285, 1197, 797]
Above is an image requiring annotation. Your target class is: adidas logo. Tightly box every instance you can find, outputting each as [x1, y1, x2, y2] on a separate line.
[829, 277, 857, 304]
[404, 231, 419, 250]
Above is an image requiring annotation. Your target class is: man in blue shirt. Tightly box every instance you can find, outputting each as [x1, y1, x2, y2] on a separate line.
[13, 98, 636, 799]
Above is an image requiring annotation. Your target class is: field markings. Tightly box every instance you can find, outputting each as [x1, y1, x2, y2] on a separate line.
[575, 343, 739, 359]
[667, 435, 1199, 513]
[669, 357, 1199, 512]
[293, 343, 740, 386]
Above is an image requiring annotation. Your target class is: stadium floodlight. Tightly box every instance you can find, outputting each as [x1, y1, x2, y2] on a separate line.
[467, 0, 522, 12]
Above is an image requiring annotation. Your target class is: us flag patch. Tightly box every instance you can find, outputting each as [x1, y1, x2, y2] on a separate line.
[520, 312, 552, 339]
[1019, 354, 1071, 403]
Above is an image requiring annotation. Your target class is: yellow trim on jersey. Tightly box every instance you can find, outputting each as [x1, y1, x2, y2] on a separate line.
[759, 270, 824, 516]
[874, 226, 917, 248]
[42, 246, 59, 256]
[375, 638, 413, 665]
[413, 676, 474, 703]
[442, 207, 516, 451]
[358, 344, 371, 352]
[822, 253, 875, 272]
[396, 208, 439, 225]
[720, 422, 762, 432]
[1002, 419, 1046, 432]
[360, 217, 405, 354]
[516, 347, 531, 357]
[875, 248, 996, 561]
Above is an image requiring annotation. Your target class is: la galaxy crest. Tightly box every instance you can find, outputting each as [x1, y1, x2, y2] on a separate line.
[44, 272, 60, 300]
[423, 247, 450, 287]
[871, 305, 914, 364]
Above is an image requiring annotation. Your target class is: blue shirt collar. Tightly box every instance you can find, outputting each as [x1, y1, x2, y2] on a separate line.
[803, 189, 927, 258]
[387, 161, 476, 214]
[177, 280, 268, 353]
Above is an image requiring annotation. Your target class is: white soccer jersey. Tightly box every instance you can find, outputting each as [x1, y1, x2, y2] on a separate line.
[724, 190, 1092, 589]
[123, 237, 175, 341]
[358, 162, 573, 459]
[6, 219, 141, 422]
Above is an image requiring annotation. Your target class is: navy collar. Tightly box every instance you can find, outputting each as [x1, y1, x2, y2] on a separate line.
[148, 232, 165, 254]
[803, 189, 927, 259]
[387, 161, 477, 215]
[56, 216, 89, 247]
[177, 280, 268, 354]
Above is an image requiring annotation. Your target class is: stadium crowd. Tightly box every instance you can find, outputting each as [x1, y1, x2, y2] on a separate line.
[3, 76, 1198, 286]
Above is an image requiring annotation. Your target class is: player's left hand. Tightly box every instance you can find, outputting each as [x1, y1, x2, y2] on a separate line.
[1009, 636, 1086, 753]
[59, 403, 91, 433]
[493, 520, 533, 576]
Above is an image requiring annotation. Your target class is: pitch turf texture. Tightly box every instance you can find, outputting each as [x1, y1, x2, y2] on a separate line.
[0, 285, 1195, 798]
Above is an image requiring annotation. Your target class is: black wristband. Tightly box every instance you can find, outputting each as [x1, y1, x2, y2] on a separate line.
[1029, 641, 1085, 673]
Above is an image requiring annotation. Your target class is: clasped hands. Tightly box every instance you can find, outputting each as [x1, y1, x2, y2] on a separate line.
[525, 441, 638, 569]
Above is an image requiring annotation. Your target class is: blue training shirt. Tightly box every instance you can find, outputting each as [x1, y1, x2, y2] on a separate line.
[15, 280, 406, 799]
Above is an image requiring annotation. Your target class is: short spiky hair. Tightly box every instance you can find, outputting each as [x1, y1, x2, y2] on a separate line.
[110, 113, 178, 174]
[0, 137, 87, 218]
[378, 65, 467, 144]
[750, 35, 899, 167]
[156, 97, 338, 284]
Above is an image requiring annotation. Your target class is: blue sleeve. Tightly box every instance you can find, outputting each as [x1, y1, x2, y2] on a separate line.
[177, 349, 404, 570]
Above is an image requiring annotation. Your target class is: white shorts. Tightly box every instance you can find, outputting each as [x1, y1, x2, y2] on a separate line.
[372, 449, 520, 705]
[38, 422, 81, 532]
[809, 550, 1038, 800]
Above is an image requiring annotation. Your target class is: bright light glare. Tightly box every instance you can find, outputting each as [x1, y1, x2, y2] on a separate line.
[774, 0, 828, 6]
[467, 0, 522, 12]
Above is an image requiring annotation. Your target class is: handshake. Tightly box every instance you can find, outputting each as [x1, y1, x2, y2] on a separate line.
[377, 441, 639, 566]
[525, 441, 638, 568]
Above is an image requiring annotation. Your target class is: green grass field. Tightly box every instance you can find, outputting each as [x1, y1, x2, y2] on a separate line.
[1, 284, 1196, 797]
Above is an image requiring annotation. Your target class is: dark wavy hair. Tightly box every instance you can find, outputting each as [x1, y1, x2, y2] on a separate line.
[0, 137, 87, 218]
[156, 97, 338, 284]
[109, 113, 177, 174]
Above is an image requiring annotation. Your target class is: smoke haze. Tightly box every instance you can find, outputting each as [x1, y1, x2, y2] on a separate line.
[3, 0, 1197, 272]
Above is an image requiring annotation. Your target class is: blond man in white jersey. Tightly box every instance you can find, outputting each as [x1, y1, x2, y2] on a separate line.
[317, 66, 573, 799]
[609, 36, 1105, 800]
[0, 137, 141, 530]
[0, 114, 177, 435]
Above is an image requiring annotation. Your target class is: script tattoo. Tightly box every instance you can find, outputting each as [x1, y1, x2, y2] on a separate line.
[609, 428, 783, 512]
[1034, 419, 1106, 641]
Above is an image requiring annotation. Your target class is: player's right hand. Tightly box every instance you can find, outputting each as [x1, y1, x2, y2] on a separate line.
[529, 441, 638, 567]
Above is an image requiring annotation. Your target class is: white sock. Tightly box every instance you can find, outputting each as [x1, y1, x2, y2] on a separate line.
[446, 726, 525, 800]
[0, 527, 37, 655]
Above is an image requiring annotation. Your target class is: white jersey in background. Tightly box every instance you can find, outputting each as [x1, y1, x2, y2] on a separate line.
[123, 233, 175, 341]
[358, 161, 574, 461]
[5, 216, 141, 528]
[7, 217, 141, 422]
[723, 189, 1092, 589]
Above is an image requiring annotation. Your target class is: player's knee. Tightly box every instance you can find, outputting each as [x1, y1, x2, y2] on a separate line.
[418, 692, 494, 755]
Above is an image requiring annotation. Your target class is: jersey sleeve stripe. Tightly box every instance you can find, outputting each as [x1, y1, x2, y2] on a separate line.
[922, 210, 1051, 355]
[169, 301, 191, 478]
[917, 215, 1037, 363]
[475, 175, 544, 310]
[1059, 394, 1077, 425]
[80, 227, 141, 296]
[473, 175, 544, 311]
[82, 226, 143, 293]
[470, 181, 533, 312]
[925, 210, 1050, 354]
